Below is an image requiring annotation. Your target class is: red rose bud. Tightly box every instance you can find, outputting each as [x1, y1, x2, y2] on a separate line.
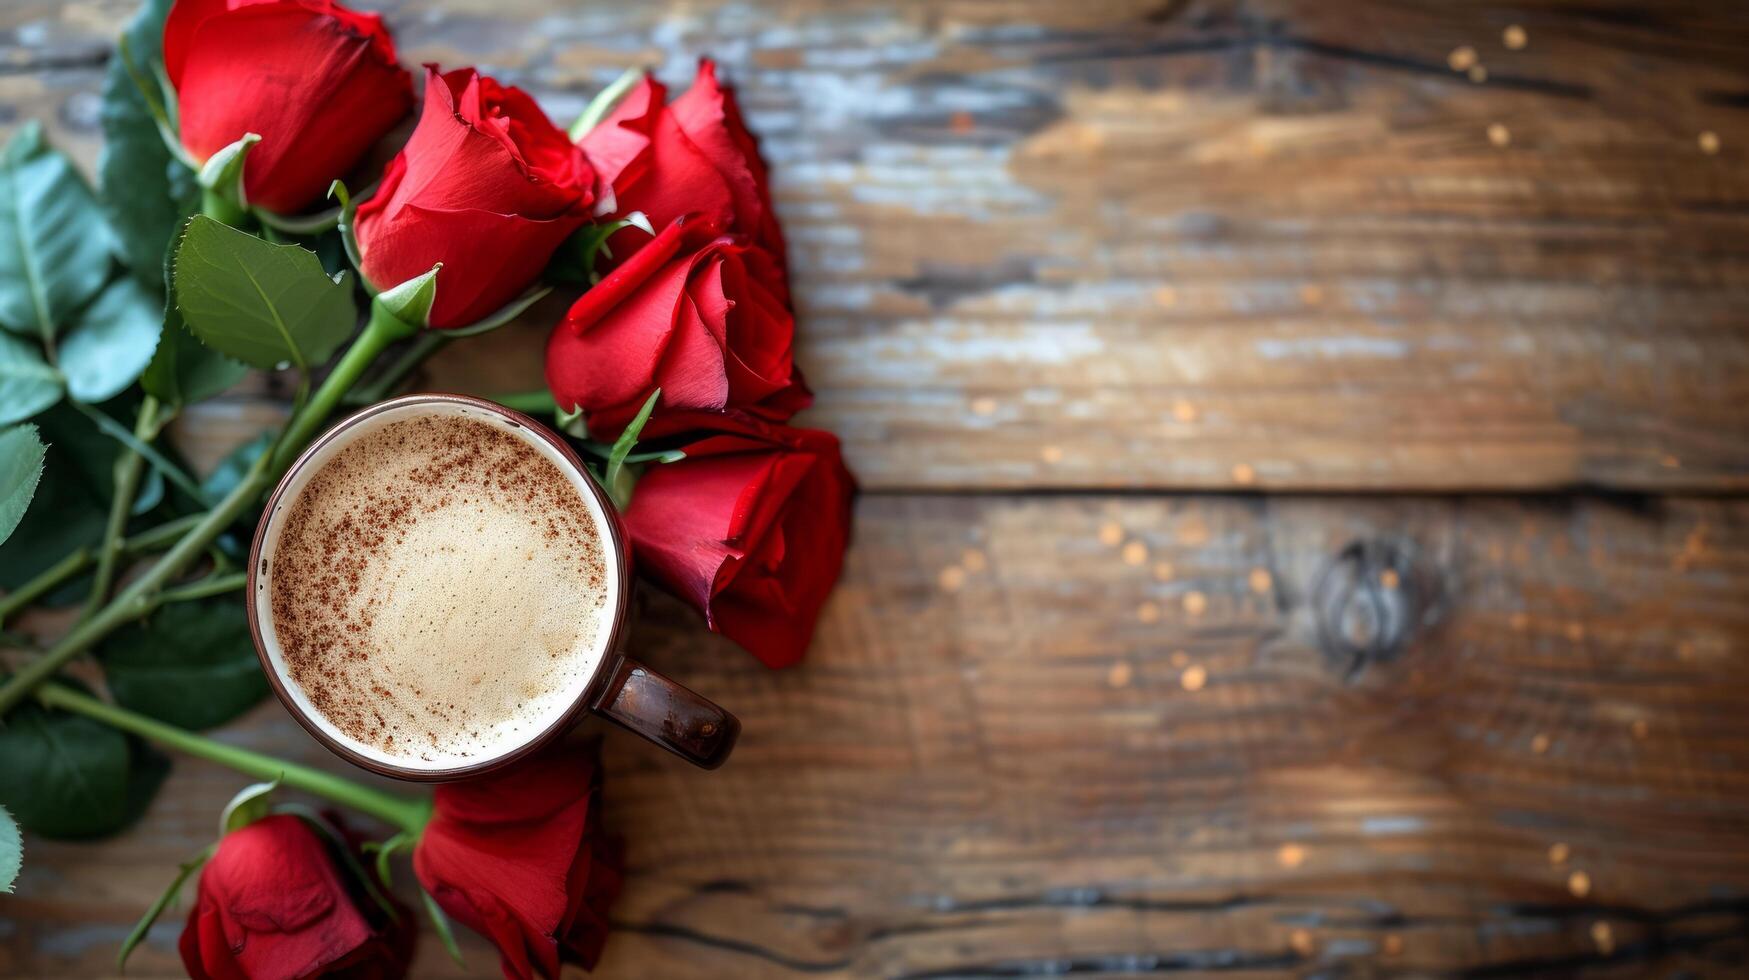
[544, 230, 811, 439]
[179, 814, 413, 980]
[357, 67, 595, 329]
[581, 60, 786, 289]
[624, 417, 855, 668]
[414, 743, 621, 979]
[164, 0, 412, 215]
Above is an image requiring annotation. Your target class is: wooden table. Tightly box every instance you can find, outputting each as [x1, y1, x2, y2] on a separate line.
[5, 0, 1749, 976]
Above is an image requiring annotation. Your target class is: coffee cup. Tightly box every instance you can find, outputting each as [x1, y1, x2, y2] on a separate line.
[246, 393, 739, 779]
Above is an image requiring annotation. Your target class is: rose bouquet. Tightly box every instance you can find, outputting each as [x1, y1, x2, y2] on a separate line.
[0, 0, 853, 975]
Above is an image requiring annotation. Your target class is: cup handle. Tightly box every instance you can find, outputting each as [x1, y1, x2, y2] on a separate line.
[590, 656, 740, 769]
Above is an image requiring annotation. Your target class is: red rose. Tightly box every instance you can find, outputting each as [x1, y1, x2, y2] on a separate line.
[357, 67, 595, 328]
[179, 814, 413, 980]
[414, 743, 621, 979]
[582, 60, 786, 283]
[544, 217, 810, 438]
[624, 417, 855, 668]
[164, 0, 412, 214]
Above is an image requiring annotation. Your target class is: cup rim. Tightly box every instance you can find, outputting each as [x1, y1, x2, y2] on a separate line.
[245, 392, 632, 782]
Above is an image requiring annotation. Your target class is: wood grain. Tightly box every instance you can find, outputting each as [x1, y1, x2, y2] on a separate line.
[6, 494, 1748, 977]
[4, 0, 1749, 491]
[5, 1, 1749, 977]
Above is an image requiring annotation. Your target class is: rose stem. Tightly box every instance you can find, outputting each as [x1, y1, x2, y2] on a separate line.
[0, 306, 418, 716]
[154, 571, 247, 606]
[0, 550, 88, 630]
[0, 513, 208, 629]
[487, 390, 557, 416]
[267, 303, 418, 474]
[0, 454, 274, 714]
[345, 331, 450, 406]
[38, 682, 431, 834]
[82, 395, 171, 618]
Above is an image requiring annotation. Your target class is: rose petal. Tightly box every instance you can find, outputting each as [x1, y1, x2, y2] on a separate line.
[671, 61, 770, 244]
[413, 745, 619, 980]
[361, 202, 583, 327]
[545, 236, 806, 436]
[655, 261, 733, 410]
[181, 815, 392, 980]
[171, 1, 412, 213]
[592, 101, 733, 265]
[579, 75, 667, 192]
[546, 246, 686, 412]
[623, 423, 853, 669]
[356, 67, 593, 324]
[714, 247, 796, 405]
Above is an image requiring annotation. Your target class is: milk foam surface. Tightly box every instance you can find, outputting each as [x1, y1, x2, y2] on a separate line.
[269, 415, 610, 766]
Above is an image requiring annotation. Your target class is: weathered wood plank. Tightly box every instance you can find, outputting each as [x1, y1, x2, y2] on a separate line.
[5, 0, 1749, 491]
[6, 493, 1747, 977]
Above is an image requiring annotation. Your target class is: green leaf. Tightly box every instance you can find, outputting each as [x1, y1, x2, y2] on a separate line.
[578, 441, 684, 465]
[306, 228, 348, 279]
[59, 278, 163, 402]
[118, 844, 211, 972]
[99, 0, 197, 284]
[220, 777, 280, 834]
[35, 399, 123, 496]
[366, 829, 412, 891]
[201, 431, 272, 500]
[133, 467, 166, 516]
[172, 215, 357, 370]
[0, 413, 108, 598]
[546, 212, 654, 286]
[197, 433, 267, 560]
[142, 319, 246, 408]
[71, 400, 211, 507]
[143, 235, 249, 407]
[604, 388, 660, 510]
[0, 331, 63, 424]
[422, 888, 467, 967]
[622, 448, 685, 464]
[0, 123, 114, 340]
[0, 804, 20, 893]
[568, 66, 647, 141]
[127, 745, 173, 828]
[0, 396, 177, 594]
[3, 124, 44, 165]
[0, 692, 169, 839]
[0, 423, 45, 547]
[102, 596, 268, 730]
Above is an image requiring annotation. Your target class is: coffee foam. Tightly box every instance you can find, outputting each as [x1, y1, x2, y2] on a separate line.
[267, 413, 611, 768]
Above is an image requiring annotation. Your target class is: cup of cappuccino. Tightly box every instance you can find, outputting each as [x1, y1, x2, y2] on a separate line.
[246, 393, 739, 778]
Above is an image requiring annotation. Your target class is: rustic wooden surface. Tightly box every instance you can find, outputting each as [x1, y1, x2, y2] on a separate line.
[5, 0, 1749, 978]
[10, 496, 1749, 977]
[6, 0, 1749, 491]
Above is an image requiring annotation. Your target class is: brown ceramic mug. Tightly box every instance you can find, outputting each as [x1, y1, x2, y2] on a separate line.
[246, 393, 739, 779]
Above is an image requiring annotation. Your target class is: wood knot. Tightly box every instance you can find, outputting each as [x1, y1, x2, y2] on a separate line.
[1312, 537, 1443, 679]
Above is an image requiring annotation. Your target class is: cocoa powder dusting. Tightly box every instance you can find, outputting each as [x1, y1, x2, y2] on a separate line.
[269, 415, 610, 764]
